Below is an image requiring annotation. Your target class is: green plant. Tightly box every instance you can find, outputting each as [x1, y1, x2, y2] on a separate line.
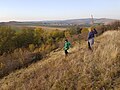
[29, 44, 35, 52]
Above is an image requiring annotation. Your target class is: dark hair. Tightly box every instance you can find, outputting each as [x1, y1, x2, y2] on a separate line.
[65, 39, 68, 42]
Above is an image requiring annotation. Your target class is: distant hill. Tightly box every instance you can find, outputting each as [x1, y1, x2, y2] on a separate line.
[0, 18, 118, 27]
[42, 18, 117, 25]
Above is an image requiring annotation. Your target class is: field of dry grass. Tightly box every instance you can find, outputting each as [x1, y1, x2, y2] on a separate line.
[0, 30, 120, 90]
[28, 26, 66, 31]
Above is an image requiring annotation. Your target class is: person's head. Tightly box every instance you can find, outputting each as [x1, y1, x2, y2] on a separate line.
[88, 28, 91, 32]
[88, 27, 93, 32]
[65, 39, 68, 42]
[93, 28, 96, 30]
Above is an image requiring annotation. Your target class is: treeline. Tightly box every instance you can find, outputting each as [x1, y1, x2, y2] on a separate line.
[105, 20, 120, 30]
[96, 21, 120, 33]
[0, 26, 65, 55]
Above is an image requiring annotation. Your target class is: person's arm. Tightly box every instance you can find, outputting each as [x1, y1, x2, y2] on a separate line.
[88, 32, 91, 40]
[93, 28, 97, 34]
[69, 42, 72, 48]
[64, 43, 68, 50]
[69, 42, 71, 46]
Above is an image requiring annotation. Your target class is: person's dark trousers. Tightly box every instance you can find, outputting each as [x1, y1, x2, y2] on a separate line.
[65, 50, 68, 56]
[88, 41, 92, 50]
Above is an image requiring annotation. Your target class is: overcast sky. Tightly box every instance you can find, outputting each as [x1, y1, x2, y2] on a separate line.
[0, 0, 120, 22]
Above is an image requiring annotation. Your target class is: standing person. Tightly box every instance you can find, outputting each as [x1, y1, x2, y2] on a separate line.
[88, 28, 97, 51]
[64, 39, 71, 56]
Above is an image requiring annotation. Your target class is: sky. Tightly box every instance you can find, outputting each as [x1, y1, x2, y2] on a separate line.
[0, 0, 120, 22]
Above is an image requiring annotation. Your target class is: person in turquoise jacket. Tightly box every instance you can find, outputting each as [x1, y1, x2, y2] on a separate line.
[64, 39, 71, 56]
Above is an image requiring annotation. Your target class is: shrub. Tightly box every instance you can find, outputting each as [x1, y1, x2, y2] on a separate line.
[0, 26, 16, 54]
[29, 44, 35, 52]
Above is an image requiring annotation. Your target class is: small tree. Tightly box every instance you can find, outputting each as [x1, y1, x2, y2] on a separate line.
[0, 26, 16, 54]
[14, 28, 34, 48]
[34, 27, 45, 46]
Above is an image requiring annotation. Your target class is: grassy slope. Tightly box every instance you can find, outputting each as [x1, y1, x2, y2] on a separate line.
[0, 31, 120, 90]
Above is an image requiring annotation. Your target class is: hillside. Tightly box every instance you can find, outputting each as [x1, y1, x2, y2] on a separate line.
[0, 31, 120, 90]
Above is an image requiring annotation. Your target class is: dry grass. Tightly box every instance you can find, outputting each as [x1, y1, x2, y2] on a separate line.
[0, 48, 42, 78]
[28, 26, 66, 31]
[0, 31, 120, 90]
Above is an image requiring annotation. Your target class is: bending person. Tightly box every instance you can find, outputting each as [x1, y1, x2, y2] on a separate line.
[64, 39, 71, 56]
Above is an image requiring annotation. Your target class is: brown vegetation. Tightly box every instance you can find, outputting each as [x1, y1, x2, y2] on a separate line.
[0, 30, 120, 90]
[0, 26, 66, 78]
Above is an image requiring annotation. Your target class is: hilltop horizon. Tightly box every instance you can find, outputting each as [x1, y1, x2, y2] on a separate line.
[0, 18, 118, 27]
[0, 17, 119, 22]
